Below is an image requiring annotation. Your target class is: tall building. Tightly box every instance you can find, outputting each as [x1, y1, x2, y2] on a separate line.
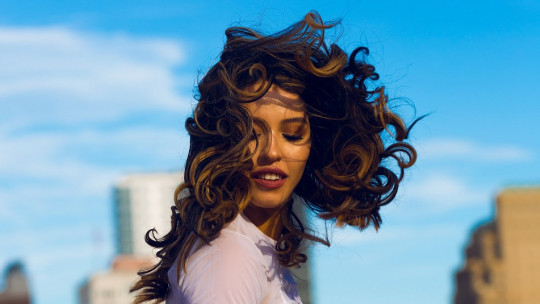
[454, 187, 540, 304]
[80, 172, 181, 304]
[0, 262, 31, 304]
[114, 172, 182, 257]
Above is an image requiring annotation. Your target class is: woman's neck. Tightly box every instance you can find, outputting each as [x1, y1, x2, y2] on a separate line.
[243, 204, 283, 240]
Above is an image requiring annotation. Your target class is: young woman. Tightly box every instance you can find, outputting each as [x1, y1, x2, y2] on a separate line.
[131, 11, 417, 304]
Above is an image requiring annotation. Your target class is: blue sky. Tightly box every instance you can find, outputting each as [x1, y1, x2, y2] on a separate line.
[1, 1, 539, 303]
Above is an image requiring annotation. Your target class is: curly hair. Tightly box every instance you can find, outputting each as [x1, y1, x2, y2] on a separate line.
[130, 11, 417, 304]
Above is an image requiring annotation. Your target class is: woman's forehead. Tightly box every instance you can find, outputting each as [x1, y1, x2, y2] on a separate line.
[244, 83, 306, 112]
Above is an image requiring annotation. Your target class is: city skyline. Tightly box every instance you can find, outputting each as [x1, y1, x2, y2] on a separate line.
[454, 187, 540, 303]
[1, 1, 539, 303]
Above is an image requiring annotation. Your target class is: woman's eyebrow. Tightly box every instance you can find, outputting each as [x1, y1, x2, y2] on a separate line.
[281, 117, 308, 124]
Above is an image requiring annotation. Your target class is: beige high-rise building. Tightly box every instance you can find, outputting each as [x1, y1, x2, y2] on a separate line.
[454, 187, 540, 304]
[114, 172, 182, 257]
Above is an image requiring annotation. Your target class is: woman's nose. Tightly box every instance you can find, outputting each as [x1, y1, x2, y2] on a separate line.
[256, 133, 282, 165]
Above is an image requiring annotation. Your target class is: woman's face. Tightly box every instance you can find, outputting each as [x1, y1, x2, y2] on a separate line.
[242, 84, 311, 210]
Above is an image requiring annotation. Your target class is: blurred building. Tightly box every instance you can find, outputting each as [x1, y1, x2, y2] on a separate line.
[79, 172, 181, 304]
[454, 187, 540, 304]
[114, 172, 182, 257]
[79, 256, 153, 304]
[0, 262, 31, 304]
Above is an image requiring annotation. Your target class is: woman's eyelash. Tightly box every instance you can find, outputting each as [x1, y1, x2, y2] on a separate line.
[251, 131, 303, 141]
[283, 134, 303, 141]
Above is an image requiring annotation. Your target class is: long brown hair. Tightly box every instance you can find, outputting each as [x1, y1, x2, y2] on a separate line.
[131, 11, 418, 303]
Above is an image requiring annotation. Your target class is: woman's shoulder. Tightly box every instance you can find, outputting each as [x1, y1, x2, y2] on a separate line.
[195, 227, 264, 263]
[187, 213, 272, 270]
[173, 215, 271, 303]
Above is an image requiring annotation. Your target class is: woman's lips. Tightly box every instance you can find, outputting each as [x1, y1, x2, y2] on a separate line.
[251, 168, 288, 189]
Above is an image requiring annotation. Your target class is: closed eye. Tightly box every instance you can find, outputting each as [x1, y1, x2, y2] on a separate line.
[283, 134, 304, 142]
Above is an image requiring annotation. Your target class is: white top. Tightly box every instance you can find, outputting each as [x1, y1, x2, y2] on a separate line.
[166, 212, 302, 304]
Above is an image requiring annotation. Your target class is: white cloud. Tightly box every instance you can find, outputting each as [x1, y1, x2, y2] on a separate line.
[0, 126, 188, 224]
[0, 127, 187, 178]
[0, 26, 190, 221]
[0, 26, 191, 127]
[417, 138, 533, 162]
[400, 173, 491, 211]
